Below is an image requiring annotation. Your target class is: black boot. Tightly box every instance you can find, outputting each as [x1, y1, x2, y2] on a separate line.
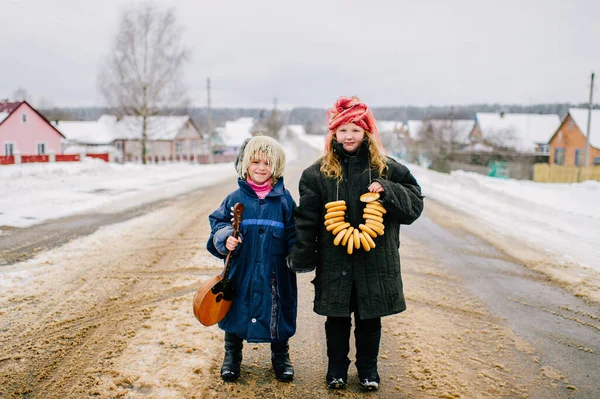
[355, 328, 381, 391]
[325, 318, 351, 389]
[271, 339, 294, 382]
[221, 332, 243, 381]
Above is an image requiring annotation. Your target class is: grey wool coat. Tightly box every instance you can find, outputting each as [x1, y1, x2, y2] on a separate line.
[289, 141, 424, 319]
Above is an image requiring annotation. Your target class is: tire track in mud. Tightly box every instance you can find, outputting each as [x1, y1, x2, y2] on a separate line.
[0, 182, 236, 399]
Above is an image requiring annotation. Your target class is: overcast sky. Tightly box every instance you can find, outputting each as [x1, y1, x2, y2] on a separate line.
[2, 0, 599, 108]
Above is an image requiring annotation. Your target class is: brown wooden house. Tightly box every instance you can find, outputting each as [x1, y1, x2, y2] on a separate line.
[548, 109, 600, 166]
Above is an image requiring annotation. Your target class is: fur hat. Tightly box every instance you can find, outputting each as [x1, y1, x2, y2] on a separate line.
[234, 134, 286, 182]
[324, 96, 384, 152]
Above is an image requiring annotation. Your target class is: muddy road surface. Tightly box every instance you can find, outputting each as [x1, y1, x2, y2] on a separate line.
[0, 156, 598, 398]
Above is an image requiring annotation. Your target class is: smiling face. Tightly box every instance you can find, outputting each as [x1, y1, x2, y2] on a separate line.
[247, 153, 273, 185]
[335, 123, 366, 153]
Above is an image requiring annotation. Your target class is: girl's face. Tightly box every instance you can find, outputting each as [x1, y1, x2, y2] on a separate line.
[247, 155, 273, 185]
[335, 123, 365, 153]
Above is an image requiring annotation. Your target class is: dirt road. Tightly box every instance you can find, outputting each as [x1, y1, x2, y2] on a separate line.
[0, 157, 597, 398]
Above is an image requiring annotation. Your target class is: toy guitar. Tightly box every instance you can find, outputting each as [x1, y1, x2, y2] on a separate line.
[193, 202, 244, 326]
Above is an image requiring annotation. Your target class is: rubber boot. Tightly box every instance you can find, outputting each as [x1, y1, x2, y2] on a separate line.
[355, 328, 381, 391]
[271, 339, 294, 382]
[221, 332, 243, 381]
[325, 318, 351, 389]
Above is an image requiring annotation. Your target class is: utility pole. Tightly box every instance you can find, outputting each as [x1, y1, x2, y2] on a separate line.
[207, 77, 213, 163]
[584, 72, 595, 167]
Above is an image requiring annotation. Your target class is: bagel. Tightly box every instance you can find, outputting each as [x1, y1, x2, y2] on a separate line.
[353, 229, 360, 249]
[363, 214, 384, 223]
[347, 235, 354, 255]
[366, 202, 386, 214]
[332, 222, 351, 236]
[360, 192, 380, 203]
[365, 221, 384, 236]
[358, 223, 378, 238]
[325, 221, 345, 231]
[362, 231, 376, 248]
[358, 232, 370, 251]
[333, 229, 347, 246]
[325, 211, 345, 220]
[327, 205, 347, 213]
[324, 216, 344, 226]
[341, 227, 354, 246]
[325, 200, 346, 209]
[363, 208, 383, 217]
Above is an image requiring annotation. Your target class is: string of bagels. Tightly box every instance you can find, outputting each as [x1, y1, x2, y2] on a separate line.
[324, 192, 386, 255]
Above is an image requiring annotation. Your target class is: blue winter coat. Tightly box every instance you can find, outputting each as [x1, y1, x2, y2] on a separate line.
[207, 178, 297, 343]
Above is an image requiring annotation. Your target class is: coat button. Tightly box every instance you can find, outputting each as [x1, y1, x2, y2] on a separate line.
[251, 318, 257, 323]
[342, 271, 347, 276]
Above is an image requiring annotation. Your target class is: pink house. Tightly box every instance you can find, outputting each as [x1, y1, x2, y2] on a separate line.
[0, 101, 65, 156]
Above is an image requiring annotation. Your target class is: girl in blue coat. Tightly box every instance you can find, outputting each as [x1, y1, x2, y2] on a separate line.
[206, 135, 297, 382]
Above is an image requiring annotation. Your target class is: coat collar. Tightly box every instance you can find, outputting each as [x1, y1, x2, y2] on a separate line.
[332, 138, 370, 161]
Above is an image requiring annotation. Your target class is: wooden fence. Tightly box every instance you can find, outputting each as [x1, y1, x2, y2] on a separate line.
[533, 164, 600, 183]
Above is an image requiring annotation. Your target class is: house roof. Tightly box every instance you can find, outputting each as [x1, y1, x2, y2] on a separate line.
[54, 118, 116, 145]
[56, 114, 199, 144]
[567, 108, 600, 149]
[216, 117, 253, 147]
[0, 112, 9, 123]
[115, 115, 193, 140]
[474, 112, 560, 153]
[407, 119, 474, 144]
[0, 101, 21, 113]
[377, 120, 404, 133]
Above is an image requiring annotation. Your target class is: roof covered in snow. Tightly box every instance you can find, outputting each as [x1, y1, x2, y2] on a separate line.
[56, 114, 198, 144]
[115, 116, 193, 141]
[216, 117, 253, 147]
[0, 112, 9, 123]
[568, 108, 600, 149]
[377, 120, 404, 133]
[407, 119, 474, 144]
[475, 112, 561, 153]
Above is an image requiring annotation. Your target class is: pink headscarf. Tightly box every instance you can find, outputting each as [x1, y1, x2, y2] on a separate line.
[324, 96, 384, 152]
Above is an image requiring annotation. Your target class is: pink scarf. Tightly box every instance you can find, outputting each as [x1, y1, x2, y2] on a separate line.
[246, 176, 272, 199]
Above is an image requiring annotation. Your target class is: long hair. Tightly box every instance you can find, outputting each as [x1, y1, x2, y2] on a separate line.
[320, 132, 388, 181]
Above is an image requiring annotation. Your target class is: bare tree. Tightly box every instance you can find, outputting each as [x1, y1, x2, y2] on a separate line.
[98, 2, 190, 164]
[12, 87, 31, 102]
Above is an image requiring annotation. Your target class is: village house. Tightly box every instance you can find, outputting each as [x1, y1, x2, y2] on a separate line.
[547, 108, 600, 166]
[1, 100, 66, 158]
[469, 112, 561, 154]
[57, 114, 208, 163]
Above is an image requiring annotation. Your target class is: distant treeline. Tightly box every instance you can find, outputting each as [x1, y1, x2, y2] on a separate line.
[41, 103, 599, 131]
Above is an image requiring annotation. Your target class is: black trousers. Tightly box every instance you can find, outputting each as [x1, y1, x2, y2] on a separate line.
[325, 285, 382, 379]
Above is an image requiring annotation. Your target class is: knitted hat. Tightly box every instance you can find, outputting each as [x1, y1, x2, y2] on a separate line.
[324, 96, 384, 152]
[234, 134, 286, 182]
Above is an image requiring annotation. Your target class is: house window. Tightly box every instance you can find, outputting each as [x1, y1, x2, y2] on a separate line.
[115, 141, 123, 151]
[4, 142, 15, 156]
[37, 143, 46, 155]
[22, 114, 27, 123]
[554, 147, 565, 165]
[574, 149, 584, 166]
[594, 158, 600, 166]
[539, 144, 549, 154]
[175, 141, 183, 154]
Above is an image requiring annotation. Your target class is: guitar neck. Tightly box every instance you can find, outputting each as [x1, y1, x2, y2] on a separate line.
[222, 229, 240, 281]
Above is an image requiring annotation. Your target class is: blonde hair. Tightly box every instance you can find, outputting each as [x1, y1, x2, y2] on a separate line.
[236, 135, 286, 183]
[320, 131, 388, 181]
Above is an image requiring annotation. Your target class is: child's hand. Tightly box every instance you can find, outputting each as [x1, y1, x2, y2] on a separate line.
[368, 182, 384, 193]
[225, 236, 242, 251]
